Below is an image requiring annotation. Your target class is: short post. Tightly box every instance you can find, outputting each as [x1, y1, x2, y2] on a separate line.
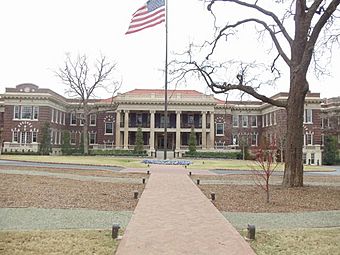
[211, 192, 215, 201]
[134, 190, 139, 199]
[147, 170, 150, 175]
[142, 178, 146, 184]
[112, 224, 120, 239]
[197, 179, 200, 185]
[185, 165, 187, 169]
[247, 224, 256, 240]
[189, 171, 192, 176]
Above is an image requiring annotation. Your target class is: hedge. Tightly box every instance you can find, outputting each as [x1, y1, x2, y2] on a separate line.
[184, 151, 242, 159]
[90, 149, 148, 157]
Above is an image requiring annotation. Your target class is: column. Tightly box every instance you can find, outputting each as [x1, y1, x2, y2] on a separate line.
[176, 111, 181, 150]
[202, 111, 207, 150]
[115, 110, 121, 149]
[150, 110, 155, 150]
[124, 110, 129, 149]
[209, 111, 215, 149]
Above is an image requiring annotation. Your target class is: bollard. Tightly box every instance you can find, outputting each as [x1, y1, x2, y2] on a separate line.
[211, 192, 215, 201]
[134, 190, 139, 199]
[197, 179, 200, 185]
[142, 178, 146, 184]
[147, 170, 150, 175]
[247, 224, 256, 240]
[185, 165, 187, 169]
[189, 171, 192, 176]
[112, 224, 120, 239]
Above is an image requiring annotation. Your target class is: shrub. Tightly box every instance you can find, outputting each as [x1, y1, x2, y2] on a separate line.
[90, 149, 147, 157]
[184, 151, 242, 159]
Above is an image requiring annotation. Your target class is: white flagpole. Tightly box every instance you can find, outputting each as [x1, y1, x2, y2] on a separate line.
[163, 0, 168, 160]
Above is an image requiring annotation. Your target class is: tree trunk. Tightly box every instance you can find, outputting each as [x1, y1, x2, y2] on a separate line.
[282, 75, 308, 187]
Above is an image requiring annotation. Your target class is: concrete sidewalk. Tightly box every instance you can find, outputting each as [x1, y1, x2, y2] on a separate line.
[116, 165, 255, 255]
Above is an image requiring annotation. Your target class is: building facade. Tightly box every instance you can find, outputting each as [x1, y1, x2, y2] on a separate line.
[0, 83, 339, 164]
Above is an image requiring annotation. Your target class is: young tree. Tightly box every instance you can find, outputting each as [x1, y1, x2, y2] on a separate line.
[134, 126, 144, 154]
[56, 54, 120, 155]
[251, 139, 279, 203]
[323, 135, 338, 165]
[189, 127, 197, 153]
[171, 0, 340, 187]
[61, 130, 71, 155]
[39, 122, 52, 155]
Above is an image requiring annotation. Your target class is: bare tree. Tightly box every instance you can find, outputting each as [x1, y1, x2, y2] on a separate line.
[56, 54, 120, 155]
[170, 0, 340, 187]
[251, 138, 279, 203]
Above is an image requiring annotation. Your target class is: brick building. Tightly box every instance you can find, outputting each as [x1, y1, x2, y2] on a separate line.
[0, 83, 339, 164]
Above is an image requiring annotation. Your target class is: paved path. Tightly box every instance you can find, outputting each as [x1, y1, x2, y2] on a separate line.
[116, 165, 255, 255]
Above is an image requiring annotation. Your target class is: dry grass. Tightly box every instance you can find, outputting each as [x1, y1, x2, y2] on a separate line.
[0, 165, 147, 178]
[0, 174, 144, 211]
[243, 227, 340, 255]
[0, 229, 117, 255]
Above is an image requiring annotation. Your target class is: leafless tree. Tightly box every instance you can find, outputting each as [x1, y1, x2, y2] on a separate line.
[56, 54, 120, 155]
[170, 0, 340, 187]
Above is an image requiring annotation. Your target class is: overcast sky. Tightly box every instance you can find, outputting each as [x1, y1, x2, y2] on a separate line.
[0, 0, 339, 101]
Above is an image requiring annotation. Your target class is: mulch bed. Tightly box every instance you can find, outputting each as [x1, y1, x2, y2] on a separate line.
[196, 174, 340, 213]
[0, 174, 144, 211]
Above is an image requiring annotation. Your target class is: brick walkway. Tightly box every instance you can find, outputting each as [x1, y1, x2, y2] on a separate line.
[116, 165, 255, 255]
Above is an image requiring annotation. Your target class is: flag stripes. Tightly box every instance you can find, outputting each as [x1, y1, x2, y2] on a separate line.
[126, 0, 165, 35]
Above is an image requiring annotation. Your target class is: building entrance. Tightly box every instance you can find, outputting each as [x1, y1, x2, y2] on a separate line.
[156, 133, 175, 150]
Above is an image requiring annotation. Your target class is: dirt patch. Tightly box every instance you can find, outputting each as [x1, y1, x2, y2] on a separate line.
[198, 183, 340, 213]
[0, 174, 144, 211]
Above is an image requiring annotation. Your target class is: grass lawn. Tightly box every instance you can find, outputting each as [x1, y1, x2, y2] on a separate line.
[0, 155, 147, 169]
[0, 229, 118, 255]
[0, 155, 335, 172]
[242, 227, 340, 255]
[188, 158, 334, 172]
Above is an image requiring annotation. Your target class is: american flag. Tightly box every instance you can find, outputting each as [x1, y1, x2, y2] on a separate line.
[126, 0, 165, 35]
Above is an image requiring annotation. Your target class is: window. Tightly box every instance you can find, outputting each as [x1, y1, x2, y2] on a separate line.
[216, 123, 224, 135]
[265, 114, 269, 126]
[160, 115, 170, 128]
[14, 106, 20, 119]
[90, 114, 96, 126]
[70, 132, 76, 144]
[232, 134, 239, 145]
[305, 133, 313, 145]
[232, 115, 239, 127]
[303, 153, 307, 164]
[33, 107, 39, 120]
[59, 131, 62, 145]
[242, 115, 248, 127]
[321, 134, 324, 146]
[32, 132, 37, 143]
[250, 116, 257, 127]
[54, 130, 58, 145]
[105, 122, 113, 134]
[21, 106, 32, 119]
[136, 114, 142, 125]
[79, 113, 85, 126]
[70, 112, 76, 126]
[304, 109, 313, 123]
[188, 115, 194, 125]
[311, 153, 315, 165]
[251, 133, 258, 146]
[21, 132, 26, 144]
[89, 133, 96, 145]
[13, 131, 18, 142]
